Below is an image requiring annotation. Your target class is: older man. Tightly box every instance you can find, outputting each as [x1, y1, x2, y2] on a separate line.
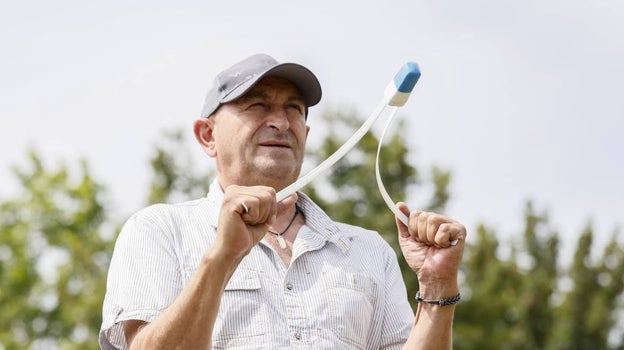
[99, 53, 466, 350]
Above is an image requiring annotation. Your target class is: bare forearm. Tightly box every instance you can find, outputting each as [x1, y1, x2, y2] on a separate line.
[403, 304, 456, 350]
[129, 252, 240, 350]
[403, 285, 459, 350]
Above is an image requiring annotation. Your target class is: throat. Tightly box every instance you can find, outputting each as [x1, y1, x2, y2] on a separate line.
[267, 205, 300, 249]
[265, 205, 303, 266]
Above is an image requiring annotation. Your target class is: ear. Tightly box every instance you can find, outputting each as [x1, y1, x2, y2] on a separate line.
[193, 118, 217, 157]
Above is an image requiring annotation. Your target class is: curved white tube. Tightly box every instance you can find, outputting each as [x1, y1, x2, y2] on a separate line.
[277, 61, 457, 245]
[374, 107, 459, 245]
[276, 100, 387, 202]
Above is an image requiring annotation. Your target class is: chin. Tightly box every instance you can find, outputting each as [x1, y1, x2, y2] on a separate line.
[257, 157, 300, 172]
[257, 166, 299, 185]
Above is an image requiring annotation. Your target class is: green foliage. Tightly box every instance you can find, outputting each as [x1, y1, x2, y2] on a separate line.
[454, 203, 558, 348]
[0, 151, 113, 349]
[455, 202, 624, 349]
[552, 225, 624, 350]
[147, 129, 214, 205]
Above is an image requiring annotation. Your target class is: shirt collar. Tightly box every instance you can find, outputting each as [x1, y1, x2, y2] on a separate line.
[295, 192, 352, 254]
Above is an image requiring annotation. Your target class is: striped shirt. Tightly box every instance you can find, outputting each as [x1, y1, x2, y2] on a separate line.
[99, 180, 414, 349]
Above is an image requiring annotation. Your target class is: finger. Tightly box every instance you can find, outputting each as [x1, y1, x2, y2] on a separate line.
[415, 211, 430, 243]
[246, 190, 276, 225]
[435, 223, 456, 247]
[413, 211, 455, 246]
[439, 220, 467, 247]
[229, 186, 276, 225]
[395, 202, 411, 238]
[427, 215, 442, 244]
[239, 197, 266, 225]
[236, 194, 257, 222]
[449, 222, 465, 246]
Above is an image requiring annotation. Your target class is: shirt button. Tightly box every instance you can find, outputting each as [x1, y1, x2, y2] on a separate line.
[286, 282, 293, 290]
[294, 332, 302, 340]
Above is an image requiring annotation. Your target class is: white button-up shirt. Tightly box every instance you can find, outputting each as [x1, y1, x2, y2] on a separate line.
[99, 180, 413, 349]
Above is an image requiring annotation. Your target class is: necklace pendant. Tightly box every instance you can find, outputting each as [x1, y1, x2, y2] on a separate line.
[276, 235, 287, 249]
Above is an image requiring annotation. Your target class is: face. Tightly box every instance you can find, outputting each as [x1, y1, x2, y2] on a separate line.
[195, 76, 310, 190]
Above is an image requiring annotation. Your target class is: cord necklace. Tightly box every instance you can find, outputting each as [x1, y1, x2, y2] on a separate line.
[268, 205, 299, 249]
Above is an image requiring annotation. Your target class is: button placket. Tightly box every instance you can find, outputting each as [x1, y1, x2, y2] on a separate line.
[283, 264, 309, 347]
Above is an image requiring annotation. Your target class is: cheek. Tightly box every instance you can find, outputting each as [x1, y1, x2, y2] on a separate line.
[298, 125, 310, 148]
[218, 124, 256, 155]
[211, 127, 235, 156]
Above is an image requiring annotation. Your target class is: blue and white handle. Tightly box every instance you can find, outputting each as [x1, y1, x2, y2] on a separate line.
[376, 62, 421, 226]
[384, 61, 421, 107]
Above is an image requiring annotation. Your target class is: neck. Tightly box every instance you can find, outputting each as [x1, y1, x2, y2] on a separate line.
[217, 176, 296, 194]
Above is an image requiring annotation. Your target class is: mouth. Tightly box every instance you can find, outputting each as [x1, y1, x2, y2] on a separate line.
[258, 140, 291, 149]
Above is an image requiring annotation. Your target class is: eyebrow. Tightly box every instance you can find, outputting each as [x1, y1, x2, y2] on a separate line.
[240, 91, 306, 105]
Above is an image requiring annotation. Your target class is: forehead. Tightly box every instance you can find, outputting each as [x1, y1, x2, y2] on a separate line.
[239, 76, 304, 102]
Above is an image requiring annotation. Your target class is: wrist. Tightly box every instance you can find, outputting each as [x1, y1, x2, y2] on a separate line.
[201, 247, 244, 278]
[415, 290, 461, 306]
[416, 281, 459, 300]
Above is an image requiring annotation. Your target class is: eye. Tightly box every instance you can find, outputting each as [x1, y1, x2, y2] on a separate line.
[247, 102, 267, 110]
[286, 103, 304, 115]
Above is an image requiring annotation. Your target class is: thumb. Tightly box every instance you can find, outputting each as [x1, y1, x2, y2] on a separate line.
[395, 202, 411, 238]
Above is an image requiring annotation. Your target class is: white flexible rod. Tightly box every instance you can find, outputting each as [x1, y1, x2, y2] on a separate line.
[276, 100, 388, 202]
[278, 61, 457, 244]
[277, 62, 422, 202]
[374, 105, 459, 246]
[374, 106, 409, 225]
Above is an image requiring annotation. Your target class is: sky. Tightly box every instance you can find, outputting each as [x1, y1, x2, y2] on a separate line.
[1, 0, 623, 264]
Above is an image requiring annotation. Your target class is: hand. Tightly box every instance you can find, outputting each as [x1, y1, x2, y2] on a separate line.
[214, 185, 297, 261]
[395, 202, 466, 290]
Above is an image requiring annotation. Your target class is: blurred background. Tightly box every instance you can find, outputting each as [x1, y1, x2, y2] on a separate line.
[1, 0, 622, 349]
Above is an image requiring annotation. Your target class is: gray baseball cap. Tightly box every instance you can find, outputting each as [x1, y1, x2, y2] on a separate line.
[200, 53, 322, 118]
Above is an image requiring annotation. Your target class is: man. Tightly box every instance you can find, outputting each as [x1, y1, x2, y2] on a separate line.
[99, 53, 466, 350]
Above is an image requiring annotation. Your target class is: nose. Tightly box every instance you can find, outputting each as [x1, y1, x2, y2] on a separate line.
[265, 107, 290, 132]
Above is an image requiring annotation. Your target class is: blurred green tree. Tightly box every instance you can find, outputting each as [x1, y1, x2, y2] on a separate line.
[0, 151, 113, 349]
[552, 224, 624, 350]
[146, 129, 214, 205]
[454, 202, 559, 348]
[455, 202, 624, 349]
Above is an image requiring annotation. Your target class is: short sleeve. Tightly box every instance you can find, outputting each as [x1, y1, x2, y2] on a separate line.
[379, 245, 414, 349]
[99, 205, 184, 350]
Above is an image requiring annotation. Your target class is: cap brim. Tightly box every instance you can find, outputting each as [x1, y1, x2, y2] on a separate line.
[221, 63, 322, 107]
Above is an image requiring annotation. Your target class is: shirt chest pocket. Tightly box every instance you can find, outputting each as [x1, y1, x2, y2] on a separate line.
[322, 267, 379, 349]
[213, 268, 269, 347]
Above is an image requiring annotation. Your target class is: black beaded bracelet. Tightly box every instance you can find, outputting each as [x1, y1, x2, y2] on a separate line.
[415, 291, 461, 306]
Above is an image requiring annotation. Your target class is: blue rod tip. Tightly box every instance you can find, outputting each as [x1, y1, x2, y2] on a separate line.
[393, 62, 421, 93]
